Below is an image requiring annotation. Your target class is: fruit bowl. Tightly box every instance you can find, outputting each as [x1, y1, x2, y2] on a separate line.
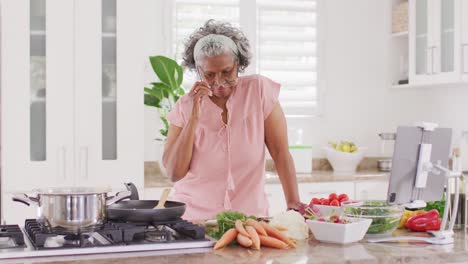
[324, 146, 366, 176]
[306, 217, 372, 244]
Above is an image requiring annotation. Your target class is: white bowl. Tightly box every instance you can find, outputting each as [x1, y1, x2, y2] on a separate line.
[306, 217, 372, 244]
[314, 204, 343, 216]
[324, 146, 366, 176]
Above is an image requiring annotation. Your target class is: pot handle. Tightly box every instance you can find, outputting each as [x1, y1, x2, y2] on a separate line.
[106, 191, 131, 206]
[124, 182, 139, 200]
[12, 194, 39, 206]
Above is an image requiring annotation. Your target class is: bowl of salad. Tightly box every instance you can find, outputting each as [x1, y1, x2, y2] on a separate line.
[306, 215, 372, 244]
[343, 200, 404, 237]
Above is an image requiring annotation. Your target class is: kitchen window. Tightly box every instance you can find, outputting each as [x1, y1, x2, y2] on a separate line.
[168, 0, 320, 117]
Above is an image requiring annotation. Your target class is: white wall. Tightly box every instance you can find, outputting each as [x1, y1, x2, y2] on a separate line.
[144, 0, 468, 161]
[283, 0, 468, 158]
[287, 0, 390, 158]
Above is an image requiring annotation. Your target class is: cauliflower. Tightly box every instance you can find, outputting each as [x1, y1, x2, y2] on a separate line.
[270, 210, 309, 240]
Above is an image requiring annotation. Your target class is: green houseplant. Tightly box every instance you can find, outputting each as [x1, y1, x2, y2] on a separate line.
[144, 55, 185, 141]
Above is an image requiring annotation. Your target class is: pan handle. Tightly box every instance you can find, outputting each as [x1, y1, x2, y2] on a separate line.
[12, 194, 39, 206]
[106, 191, 131, 206]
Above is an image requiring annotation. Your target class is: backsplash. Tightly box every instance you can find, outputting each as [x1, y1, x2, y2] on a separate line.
[145, 157, 384, 188]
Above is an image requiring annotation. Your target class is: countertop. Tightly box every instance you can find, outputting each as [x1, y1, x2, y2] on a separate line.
[145, 171, 389, 188]
[9, 229, 468, 264]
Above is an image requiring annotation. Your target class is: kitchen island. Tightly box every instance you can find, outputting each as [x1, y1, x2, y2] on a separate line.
[7, 229, 468, 264]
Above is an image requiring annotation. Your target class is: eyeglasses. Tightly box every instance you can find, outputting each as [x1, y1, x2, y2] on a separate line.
[196, 64, 238, 88]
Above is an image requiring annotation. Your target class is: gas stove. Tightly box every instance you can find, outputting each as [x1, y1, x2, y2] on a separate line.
[0, 219, 215, 259]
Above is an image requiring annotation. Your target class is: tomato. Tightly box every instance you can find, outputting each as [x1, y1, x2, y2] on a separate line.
[338, 193, 349, 202]
[321, 199, 330, 205]
[330, 199, 340, 207]
[310, 198, 321, 205]
[330, 215, 340, 223]
[328, 193, 338, 201]
[318, 217, 326, 222]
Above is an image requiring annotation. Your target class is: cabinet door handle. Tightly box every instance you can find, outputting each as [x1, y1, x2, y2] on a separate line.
[80, 146, 88, 180]
[462, 44, 468, 73]
[57, 147, 66, 180]
[427, 46, 436, 75]
[426, 47, 433, 75]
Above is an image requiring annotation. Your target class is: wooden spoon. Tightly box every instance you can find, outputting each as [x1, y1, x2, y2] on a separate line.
[154, 188, 171, 209]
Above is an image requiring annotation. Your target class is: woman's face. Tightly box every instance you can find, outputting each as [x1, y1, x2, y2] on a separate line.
[196, 53, 238, 99]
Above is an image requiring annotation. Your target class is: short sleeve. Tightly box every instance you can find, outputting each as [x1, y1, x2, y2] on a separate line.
[166, 98, 186, 128]
[259, 75, 281, 119]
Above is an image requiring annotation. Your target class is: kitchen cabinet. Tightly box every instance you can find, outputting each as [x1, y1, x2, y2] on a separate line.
[355, 181, 389, 201]
[462, 0, 468, 80]
[267, 182, 355, 216]
[409, 0, 461, 85]
[298, 182, 355, 205]
[390, 0, 467, 88]
[143, 180, 387, 218]
[265, 184, 286, 216]
[0, 0, 151, 224]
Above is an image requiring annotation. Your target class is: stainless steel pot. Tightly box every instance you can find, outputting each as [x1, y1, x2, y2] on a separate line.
[12, 186, 131, 234]
[377, 159, 392, 172]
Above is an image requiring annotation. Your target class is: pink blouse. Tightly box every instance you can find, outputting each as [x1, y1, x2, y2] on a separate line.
[166, 74, 280, 221]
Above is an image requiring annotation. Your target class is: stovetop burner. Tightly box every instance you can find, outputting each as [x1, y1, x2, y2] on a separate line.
[23, 218, 207, 250]
[0, 225, 26, 249]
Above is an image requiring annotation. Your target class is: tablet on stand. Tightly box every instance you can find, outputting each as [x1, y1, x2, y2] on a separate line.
[368, 122, 462, 245]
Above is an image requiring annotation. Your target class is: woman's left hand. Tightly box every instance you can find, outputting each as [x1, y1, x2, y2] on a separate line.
[287, 201, 307, 212]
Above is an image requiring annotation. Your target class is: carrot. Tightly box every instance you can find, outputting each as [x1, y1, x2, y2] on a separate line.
[245, 225, 260, 250]
[237, 233, 253, 248]
[260, 221, 295, 248]
[235, 219, 250, 238]
[259, 235, 288, 249]
[272, 225, 288, 231]
[214, 228, 238, 250]
[245, 218, 267, 236]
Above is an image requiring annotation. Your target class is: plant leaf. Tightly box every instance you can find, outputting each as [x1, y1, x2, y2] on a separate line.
[144, 88, 163, 101]
[156, 85, 174, 98]
[159, 128, 168, 137]
[176, 88, 185, 96]
[151, 82, 173, 98]
[144, 94, 161, 108]
[149, 56, 179, 90]
[175, 65, 183, 87]
[160, 115, 169, 128]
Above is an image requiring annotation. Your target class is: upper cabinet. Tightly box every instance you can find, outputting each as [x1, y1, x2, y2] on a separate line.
[462, 0, 468, 81]
[390, 0, 466, 88]
[1, 0, 151, 223]
[409, 0, 460, 84]
[1, 0, 76, 191]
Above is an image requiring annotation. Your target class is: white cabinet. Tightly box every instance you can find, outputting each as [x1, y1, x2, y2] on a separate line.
[266, 182, 355, 217]
[461, 0, 468, 80]
[409, 0, 461, 84]
[0, 0, 150, 224]
[355, 181, 389, 201]
[265, 184, 286, 216]
[298, 182, 355, 204]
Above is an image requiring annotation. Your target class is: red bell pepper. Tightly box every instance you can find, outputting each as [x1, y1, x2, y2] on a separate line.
[405, 209, 441, 232]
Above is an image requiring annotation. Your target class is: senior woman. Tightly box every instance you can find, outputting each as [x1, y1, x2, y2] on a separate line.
[163, 20, 302, 221]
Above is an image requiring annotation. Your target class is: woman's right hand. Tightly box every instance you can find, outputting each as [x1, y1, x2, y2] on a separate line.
[188, 81, 212, 121]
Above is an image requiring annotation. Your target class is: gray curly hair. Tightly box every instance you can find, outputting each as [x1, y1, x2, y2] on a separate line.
[182, 19, 252, 73]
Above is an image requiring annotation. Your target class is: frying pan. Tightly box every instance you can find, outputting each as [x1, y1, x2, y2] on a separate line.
[107, 184, 186, 223]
